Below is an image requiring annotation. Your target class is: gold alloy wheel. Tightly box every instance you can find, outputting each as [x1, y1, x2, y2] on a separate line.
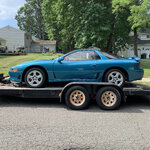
[101, 91, 117, 107]
[70, 90, 86, 106]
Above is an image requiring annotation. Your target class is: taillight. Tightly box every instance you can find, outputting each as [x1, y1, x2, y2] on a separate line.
[137, 62, 141, 66]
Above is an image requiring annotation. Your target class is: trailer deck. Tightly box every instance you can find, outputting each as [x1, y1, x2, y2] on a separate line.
[0, 85, 63, 98]
[123, 83, 150, 96]
[0, 82, 150, 98]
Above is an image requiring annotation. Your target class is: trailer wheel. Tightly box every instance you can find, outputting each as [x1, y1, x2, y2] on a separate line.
[65, 86, 90, 110]
[96, 86, 121, 110]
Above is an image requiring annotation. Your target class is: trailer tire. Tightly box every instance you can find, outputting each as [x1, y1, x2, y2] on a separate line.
[65, 86, 90, 110]
[96, 86, 121, 110]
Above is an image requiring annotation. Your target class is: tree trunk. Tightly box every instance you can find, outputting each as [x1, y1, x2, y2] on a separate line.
[106, 23, 115, 53]
[100, 41, 107, 52]
[134, 28, 138, 56]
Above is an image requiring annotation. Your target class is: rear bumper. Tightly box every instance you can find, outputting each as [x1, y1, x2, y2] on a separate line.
[9, 70, 23, 82]
[128, 69, 144, 82]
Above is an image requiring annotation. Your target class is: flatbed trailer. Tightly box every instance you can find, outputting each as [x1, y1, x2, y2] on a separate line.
[0, 85, 63, 99]
[0, 73, 150, 110]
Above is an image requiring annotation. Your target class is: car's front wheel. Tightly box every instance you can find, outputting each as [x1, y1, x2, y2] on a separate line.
[25, 68, 46, 88]
[104, 69, 125, 87]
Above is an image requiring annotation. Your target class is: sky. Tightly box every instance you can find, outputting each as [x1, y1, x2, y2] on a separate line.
[0, 0, 26, 28]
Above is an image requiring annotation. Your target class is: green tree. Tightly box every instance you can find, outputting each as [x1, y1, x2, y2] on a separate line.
[113, 0, 150, 56]
[105, 4, 131, 54]
[15, 0, 48, 40]
[42, 0, 112, 52]
[42, 0, 132, 53]
[42, 0, 70, 52]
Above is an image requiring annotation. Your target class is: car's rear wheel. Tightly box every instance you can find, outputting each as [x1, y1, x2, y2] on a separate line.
[104, 69, 125, 87]
[25, 68, 46, 88]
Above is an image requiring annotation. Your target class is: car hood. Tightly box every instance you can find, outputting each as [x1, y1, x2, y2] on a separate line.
[11, 59, 55, 69]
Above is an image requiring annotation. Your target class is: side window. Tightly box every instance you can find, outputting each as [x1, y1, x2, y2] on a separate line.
[63, 51, 101, 61]
[94, 52, 101, 60]
[63, 51, 85, 61]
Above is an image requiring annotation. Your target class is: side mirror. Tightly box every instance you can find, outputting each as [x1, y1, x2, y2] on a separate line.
[58, 57, 63, 63]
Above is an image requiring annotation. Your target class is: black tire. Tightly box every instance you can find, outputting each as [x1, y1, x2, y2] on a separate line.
[25, 68, 46, 88]
[96, 86, 121, 110]
[104, 69, 125, 87]
[65, 86, 90, 110]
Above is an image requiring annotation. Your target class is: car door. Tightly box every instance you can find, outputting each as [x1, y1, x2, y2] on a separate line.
[53, 50, 101, 81]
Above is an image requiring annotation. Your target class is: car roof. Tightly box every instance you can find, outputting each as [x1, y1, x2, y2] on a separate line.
[73, 49, 100, 52]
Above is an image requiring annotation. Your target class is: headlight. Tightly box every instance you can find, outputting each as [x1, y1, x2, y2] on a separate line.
[11, 68, 18, 71]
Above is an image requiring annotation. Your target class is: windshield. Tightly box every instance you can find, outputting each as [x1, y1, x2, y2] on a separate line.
[101, 52, 122, 59]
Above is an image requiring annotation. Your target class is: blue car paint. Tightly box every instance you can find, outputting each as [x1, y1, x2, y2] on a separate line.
[123, 57, 140, 62]
[9, 49, 144, 83]
[9, 60, 55, 82]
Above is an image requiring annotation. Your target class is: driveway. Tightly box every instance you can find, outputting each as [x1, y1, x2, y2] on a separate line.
[0, 96, 150, 150]
[140, 78, 150, 82]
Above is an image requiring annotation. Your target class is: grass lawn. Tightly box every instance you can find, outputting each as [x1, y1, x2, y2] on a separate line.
[141, 60, 150, 78]
[0, 53, 62, 75]
[134, 81, 150, 86]
[135, 60, 150, 86]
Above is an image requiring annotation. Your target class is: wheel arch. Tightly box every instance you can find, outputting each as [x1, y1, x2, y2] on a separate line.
[102, 67, 129, 81]
[22, 65, 49, 82]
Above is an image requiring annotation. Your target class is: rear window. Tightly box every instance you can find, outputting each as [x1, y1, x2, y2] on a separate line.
[101, 52, 121, 59]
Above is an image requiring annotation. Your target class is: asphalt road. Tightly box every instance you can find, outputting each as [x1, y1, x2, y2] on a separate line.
[0, 96, 150, 150]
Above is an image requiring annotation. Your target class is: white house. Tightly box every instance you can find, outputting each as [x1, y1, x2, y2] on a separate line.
[30, 40, 56, 53]
[0, 26, 56, 53]
[120, 29, 150, 58]
[0, 25, 32, 52]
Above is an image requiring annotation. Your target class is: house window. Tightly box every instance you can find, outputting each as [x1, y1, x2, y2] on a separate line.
[147, 35, 150, 38]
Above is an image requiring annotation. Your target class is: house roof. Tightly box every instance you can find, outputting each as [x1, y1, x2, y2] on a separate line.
[139, 28, 150, 34]
[32, 40, 56, 44]
[130, 36, 150, 45]
[0, 37, 6, 41]
[137, 40, 150, 44]
[0, 25, 25, 33]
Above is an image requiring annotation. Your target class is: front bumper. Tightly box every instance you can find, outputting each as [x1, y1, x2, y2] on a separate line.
[9, 70, 23, 83]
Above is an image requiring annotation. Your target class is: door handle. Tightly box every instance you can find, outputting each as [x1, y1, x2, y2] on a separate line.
[91, 65, 96, 67]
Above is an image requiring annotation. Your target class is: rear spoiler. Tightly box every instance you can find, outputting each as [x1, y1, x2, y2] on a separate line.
[123, 57, 140, 62]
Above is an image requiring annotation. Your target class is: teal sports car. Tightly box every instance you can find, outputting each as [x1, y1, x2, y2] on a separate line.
[9, 49, 144, 88]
